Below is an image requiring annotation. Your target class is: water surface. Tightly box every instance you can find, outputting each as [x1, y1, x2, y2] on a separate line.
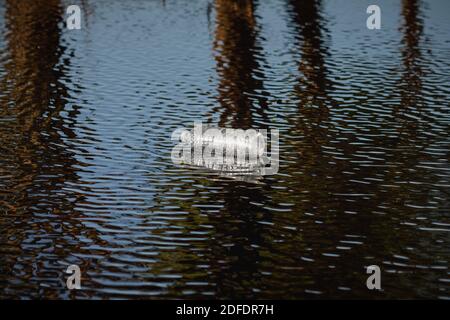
[0, 0, 449, 299]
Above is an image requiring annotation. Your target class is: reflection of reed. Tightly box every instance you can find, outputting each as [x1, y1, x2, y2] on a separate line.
[146, 1, 274, 297]
[286, 0, 333, 172]
[363, 1, 442, 288]
[1, 0, 65, 133]
[388, 0, 427, 151]
[287, 0, 332, 153]
[0, 0, 92, 298]
[346, 0, 430, 223]
[213, 0, 268, 129]
[385, 0, 436, 205]
[284, 2, 437, 295]
[0, 0, 77, 211]
[281, 0, 353, 294]
[289, 0, 328, 97]
[399, 0, 423, 117]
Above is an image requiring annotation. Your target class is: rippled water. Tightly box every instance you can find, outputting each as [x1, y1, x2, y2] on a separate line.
[0, 0, 449, 299]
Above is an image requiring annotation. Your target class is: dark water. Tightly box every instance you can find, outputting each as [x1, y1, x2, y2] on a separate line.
[0, 0, 449, 299]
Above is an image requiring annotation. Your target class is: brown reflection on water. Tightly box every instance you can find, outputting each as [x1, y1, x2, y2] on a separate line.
[213, 0, 268, 129]
[321, 0, 442, 297]
[287, 0, 332, 154]
[0, 0, 93, 298]
[278, 0, 441, 296]
[282, 0, 361, 295]
[289, 0, 329, 96]
[147, 0, 277, 298]
[366, 0, 431, 220]
[376, 0, 442, 263]
[398, 0, 424, 124]
[0, 0, 64, 134]
[365, 1, 445, 294]
[285, 0, 336, 213]
[201, 0, 274, 298]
